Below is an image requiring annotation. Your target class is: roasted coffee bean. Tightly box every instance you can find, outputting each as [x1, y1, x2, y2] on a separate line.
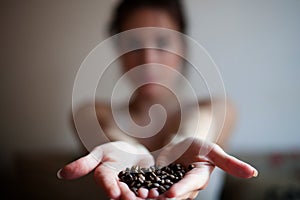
[155, 176, 161, 182]
[125, 174, 133, 181]
[138, 174, 145, 181]
[138, 177, 144, 184]
[161, 174, 168, 179]
[132, 187, 138, 196]
[150, 166, 157, 172]
[158, 185, 167, 193]
[169, 174, 176, 180]
[152, 183, 160, 188]
[164, 185, 171, 190]
[118, 163, 194, 195]
[136, 183, 142, 188]
[118, 170, 126, 177]
[130, 181, 135, 187]
[177, 171, 183, 178]
[165, 179, 172, 184]
[188, 164, 196, 170]
[145, 181, 152, 189]
[156, 169, 162, 175]
[150, 172, 156, 178]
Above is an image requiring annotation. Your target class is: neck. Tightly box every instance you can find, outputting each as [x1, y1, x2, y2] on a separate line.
[129, 91, 179, 115]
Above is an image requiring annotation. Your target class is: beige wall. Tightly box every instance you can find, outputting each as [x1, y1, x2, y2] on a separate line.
[1, 0, 300, 167]
[1, 1, 300, 199]
[0, 0, 114, 166]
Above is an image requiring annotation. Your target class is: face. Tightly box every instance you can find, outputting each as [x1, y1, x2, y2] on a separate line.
[118, 7, 185, 100]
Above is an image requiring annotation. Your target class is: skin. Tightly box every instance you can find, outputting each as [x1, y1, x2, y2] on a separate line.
[119, 7, 184, 101]
[58, 7, 258, 200]
[58, 139, 257, 199]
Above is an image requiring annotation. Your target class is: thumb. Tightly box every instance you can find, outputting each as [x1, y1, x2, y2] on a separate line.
[57, 146, 103, 180]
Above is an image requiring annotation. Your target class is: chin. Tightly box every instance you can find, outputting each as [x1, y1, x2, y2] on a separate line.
[138, 84, 164, 99]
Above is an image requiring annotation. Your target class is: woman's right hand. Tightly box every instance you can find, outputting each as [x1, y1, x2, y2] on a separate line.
[57, 141, 154, 200]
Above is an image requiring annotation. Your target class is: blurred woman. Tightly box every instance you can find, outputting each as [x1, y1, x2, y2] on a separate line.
[58, 1, 258, 199]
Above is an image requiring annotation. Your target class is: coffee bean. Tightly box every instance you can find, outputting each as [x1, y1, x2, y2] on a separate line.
[118, 170, 126, 178]
[125, 174, 133, 182]
[150, 166, 156, 172]
[169, 174, 175, 180]
[165, 184, 171, 190]
[118, 163, 194, 196]
[156, 169, 162, 175]
[188, 164, 195, 170]
[161, 174, 168, 179]
[140, 169, 146, 174]
[159, 185, 167, 193]
[136, 182, 142, 188]
[138, 177, 144, 184]
[145, 181, 152, 189]
[130, 181, 135, 187]
[177, 171, 183, 178]
[150, 172, 156, 178]
[132, 187, 138, 195]
[165, 179, 171, 184]
[155, 176, 161, 183]
[138, 174, 145, 181]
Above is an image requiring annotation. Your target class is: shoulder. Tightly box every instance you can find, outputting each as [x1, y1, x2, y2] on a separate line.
[198, 98, 236, 116]
[95, 101, 113, 125]
[198, 98, 237, 147]
[95, 101, 111, 114]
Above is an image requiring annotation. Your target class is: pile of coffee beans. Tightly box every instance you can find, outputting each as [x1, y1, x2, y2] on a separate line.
[118, 163, 195, 195]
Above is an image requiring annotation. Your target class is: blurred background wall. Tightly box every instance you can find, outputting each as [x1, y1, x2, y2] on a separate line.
[186, 0, 300, 153]
[1, 0, 299, 199]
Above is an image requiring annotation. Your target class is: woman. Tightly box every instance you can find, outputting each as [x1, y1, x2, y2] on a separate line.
[58, 0, 258, 199]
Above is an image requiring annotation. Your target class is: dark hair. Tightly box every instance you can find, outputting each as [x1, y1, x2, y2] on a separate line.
[108, 0, 187, 35]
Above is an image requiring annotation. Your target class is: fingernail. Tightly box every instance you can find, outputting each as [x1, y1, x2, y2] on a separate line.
[253, 168, 258, 177]
[57, 168, 63, 179]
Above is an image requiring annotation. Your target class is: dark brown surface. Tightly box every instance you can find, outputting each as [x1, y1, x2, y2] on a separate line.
[221, 152, 300, 200]
[2, 153, 107, 200]
[3, 152, 299, 200]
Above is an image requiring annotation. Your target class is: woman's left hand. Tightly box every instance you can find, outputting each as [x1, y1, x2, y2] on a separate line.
[155, 138, 258, 199]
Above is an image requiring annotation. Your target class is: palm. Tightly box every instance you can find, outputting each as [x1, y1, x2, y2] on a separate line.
[155, 138, 258, 199]
[59, 141, 154, 199]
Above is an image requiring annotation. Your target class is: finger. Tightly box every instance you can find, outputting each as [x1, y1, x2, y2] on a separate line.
[172, 190, 199, 200]
[207, 144, 258, 178]
[94, 164, 121, 199]
[138, 188, 148, 199]
[58, 148, 103, 179]
[148, 188, 159, 199]
[164, 164, 213, 198]
[118, 181, 137, 200]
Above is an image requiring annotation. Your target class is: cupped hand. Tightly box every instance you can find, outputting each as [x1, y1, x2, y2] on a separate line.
[57, 141, 154, 200]
[155, 138, 258, 200]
